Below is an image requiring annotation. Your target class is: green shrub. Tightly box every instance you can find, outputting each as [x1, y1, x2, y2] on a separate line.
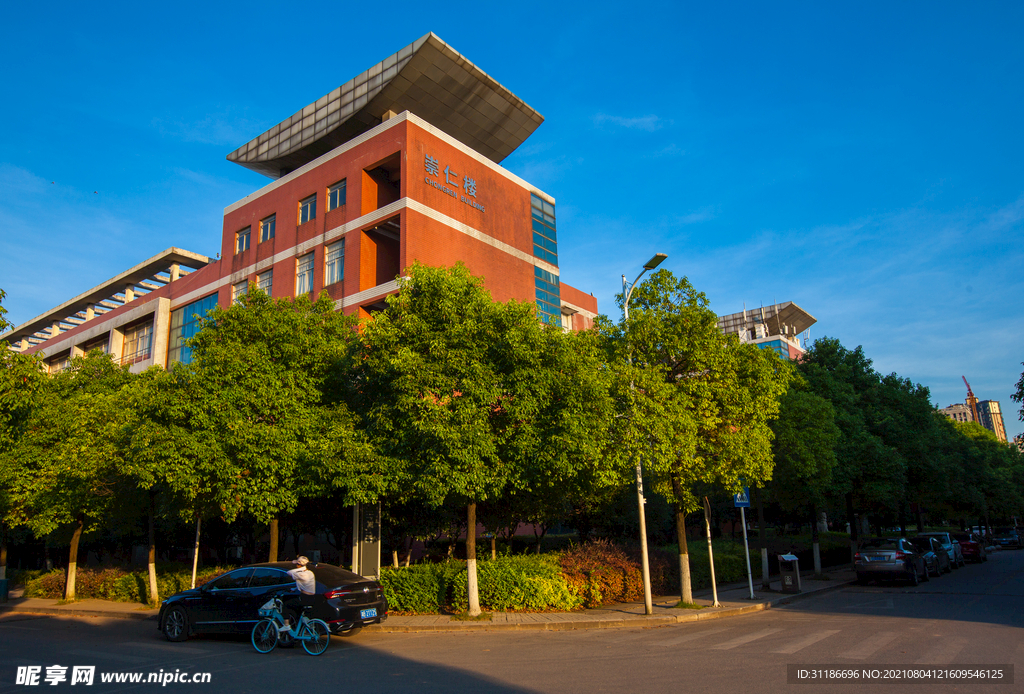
[23, 566, 233, 602]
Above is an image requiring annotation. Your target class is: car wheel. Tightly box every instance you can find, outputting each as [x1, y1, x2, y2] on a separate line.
[909, 566, 919, 586]
[921, 564, 930, 582]
[162, 606, 189, 642]
[959, 555, 966, 567]
[930, 561, 940, 578]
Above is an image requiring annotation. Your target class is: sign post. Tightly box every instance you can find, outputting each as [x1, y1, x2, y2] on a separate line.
[735, 487, 755, 600]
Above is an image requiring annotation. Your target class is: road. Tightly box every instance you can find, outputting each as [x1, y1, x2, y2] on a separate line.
[2, 549, 1022, 693]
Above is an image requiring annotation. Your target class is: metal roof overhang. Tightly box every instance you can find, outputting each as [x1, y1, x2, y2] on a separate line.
[226, 33, 544, 178]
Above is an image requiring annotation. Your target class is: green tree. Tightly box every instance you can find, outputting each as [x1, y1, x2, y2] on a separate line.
[1013, 363, 1024, 423]
[354, 263, 615, 615]
[2, 352, 134, 600]
[600, 270, 792, 603]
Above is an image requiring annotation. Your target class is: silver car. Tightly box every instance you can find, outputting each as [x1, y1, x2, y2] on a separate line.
[916, 532, 965, 568]
[855, 538, 928, 586]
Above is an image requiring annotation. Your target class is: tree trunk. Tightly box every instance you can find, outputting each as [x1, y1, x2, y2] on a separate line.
[811, 502, 821, 575]
[268, 519, 279, 562]
[846, 494, 858, 565]
[491, 534, 496, 561]
[148, 491, 159, 605]
[190, 515, 201, 589]
[392, 550, 399, 568]
[674, 503, 693, 604]
[756, 486, 770, 589]
[466, 502, 481, 616]
[65, 515, 84, 602]
[534, 525, 547, 554]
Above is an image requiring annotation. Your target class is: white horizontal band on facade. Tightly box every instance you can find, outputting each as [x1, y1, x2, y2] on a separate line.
[176, 197, 557, 311]
[223, 111, 554, 217]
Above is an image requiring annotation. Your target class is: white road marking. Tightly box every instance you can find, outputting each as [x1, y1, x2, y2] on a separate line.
[710, 628, 783, 650]
[837, 631, 899, 659]
[649, 626, 732, 647]
[915, 637, 968, 664]
[771, 629, 841, 654]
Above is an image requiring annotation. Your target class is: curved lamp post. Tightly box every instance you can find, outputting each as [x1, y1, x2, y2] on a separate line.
[621, 252, 667, 616]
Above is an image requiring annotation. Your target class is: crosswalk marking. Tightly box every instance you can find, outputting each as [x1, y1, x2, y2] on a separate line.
[67, 649, 152, 664]
[771, 630, 840, 654]
[710, 628, 783, 650]
[916, 637, 968, 664]
[650, 626, 732, 647]
[837, 631, 899, 659]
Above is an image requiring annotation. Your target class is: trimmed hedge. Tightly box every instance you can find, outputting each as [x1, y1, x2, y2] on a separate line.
[23, 566, 233, 603]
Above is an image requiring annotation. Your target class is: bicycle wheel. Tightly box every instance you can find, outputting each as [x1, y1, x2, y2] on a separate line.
[251, 619, 279, 653]
[300, 619, 331, 656]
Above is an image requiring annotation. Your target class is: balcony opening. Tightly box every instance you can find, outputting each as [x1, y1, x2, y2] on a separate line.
[361, 153, 401, 215]
[359, 216, 401, 291]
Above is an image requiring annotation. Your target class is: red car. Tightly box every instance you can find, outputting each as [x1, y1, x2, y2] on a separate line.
[951, 532, 987, 563]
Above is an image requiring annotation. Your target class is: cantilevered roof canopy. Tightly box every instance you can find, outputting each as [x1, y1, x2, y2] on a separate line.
[227, 33, 545, 179]
[717, 301, 817, 338]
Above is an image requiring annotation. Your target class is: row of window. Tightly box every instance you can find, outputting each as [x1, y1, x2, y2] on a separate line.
[531, 194, 558, 267]
[534, 266, 561, 327]
[235, 180, 347, 254]
[231, 240, 346, 304]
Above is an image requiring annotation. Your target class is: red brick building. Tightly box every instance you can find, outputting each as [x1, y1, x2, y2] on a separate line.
[3, 33, 598, 371]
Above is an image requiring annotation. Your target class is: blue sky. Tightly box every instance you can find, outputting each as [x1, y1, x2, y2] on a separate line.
[1, 2, 1021, 438]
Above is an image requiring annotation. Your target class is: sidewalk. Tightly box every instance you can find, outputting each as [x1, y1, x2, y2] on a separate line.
[0, 567, 856, 632]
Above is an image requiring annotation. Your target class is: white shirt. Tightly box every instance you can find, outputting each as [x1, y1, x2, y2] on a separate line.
[287, 566, 316, 594]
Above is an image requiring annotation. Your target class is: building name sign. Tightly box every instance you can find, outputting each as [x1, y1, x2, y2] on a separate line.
[424, 154, 485, 213]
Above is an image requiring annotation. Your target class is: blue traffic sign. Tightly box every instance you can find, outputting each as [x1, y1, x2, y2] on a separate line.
[734, 487, 751, 508]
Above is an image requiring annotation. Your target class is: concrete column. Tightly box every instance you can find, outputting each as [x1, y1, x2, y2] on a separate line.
[71, 343, 85, 358]
[169, 264, 180, 282]
[51, 321, 61, 338]
[85, 304, 96, 321]
[108, 325, 124, 364]
[149, 298, 171, 369]
[124, 285, 135, 303]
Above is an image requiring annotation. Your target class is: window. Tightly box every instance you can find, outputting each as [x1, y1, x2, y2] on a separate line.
[327, 180, 347, 211]
[236, 226, 251, 254]
[168, 293, 218, 365]
[534, 266, 561, 327]
[232, 281, 248, 304]
[325, 241, 344, 286]
[248, 568, 293, 588]
[530, 194, 557, 266]
[257, 270, 273, 295]
[206, 569, 253, 591]
[260, 215, 276, 242]
[296, 253, 314, 295]
[299, 194, 316, 225]
[122, 321, 154, 365]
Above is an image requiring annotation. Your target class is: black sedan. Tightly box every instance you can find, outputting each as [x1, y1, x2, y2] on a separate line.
[158, 562, 387, 642]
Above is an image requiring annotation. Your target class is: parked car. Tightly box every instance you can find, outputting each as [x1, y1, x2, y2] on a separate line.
[951, 532, 988, 563]
[158, 562, 387, 643]
[908, 536, 949, 576]
[916, 532, 965, 568]
[855, 538, 928, 585]
[992, 527, 1021, 549]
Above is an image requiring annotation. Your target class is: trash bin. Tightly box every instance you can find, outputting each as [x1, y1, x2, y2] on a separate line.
[0, 579, 8, 604]
[779, 554, 801, 594]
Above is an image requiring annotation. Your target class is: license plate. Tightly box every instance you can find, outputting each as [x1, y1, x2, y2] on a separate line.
[360, 608, 377, 619]
[868, 556, 887, 562]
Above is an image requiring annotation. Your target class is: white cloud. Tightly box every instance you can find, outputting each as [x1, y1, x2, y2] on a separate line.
[593, 113, 668, 132]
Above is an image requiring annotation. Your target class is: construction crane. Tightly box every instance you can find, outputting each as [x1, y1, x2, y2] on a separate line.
[963, 376, 980, 423]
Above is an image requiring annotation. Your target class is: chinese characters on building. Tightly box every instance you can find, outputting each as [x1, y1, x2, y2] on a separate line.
[423, 154, 485, 213]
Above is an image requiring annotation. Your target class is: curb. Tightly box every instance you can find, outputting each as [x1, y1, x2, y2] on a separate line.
[365, 579, 857, 633]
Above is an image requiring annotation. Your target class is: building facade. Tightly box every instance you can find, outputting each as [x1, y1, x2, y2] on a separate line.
[717, 302, 816, 360]
[2, 34, 598, 371]
[976, 400, 1008, 443]
[939, 403, 974, 425]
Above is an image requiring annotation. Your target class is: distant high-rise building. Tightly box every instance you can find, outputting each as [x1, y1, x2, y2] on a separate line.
[976, 400, 1008, 443]
[717, 302, 815, 360]
[939, 403, 974, 424]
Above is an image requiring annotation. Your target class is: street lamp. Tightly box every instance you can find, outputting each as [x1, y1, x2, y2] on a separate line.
[622, 252, 667, 616]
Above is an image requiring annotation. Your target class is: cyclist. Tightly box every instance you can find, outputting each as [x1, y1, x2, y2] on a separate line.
[279, 556, 316, 633]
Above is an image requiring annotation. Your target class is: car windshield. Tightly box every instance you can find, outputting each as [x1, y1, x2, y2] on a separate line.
[994, 527, 1014, 535]
[919, 533, 948, 542]
[862, 539, 900, 550]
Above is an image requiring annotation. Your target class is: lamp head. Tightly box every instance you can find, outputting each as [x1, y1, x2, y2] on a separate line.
[643, 253, 668, 271]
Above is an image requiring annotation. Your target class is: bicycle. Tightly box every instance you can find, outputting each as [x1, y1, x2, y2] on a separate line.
[251, 597, 331, 656]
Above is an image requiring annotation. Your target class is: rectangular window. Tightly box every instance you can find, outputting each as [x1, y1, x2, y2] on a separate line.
[530, 194, 557, 267]
[325, 241, 344, 286]
[534, 266, 561, 327]
[232, 281, 248, 304]
[296, 253, 314, 295]
[122, 321, 154, 365]
[257, 270, 273, 295]
[299, 195, 316, 225]
[260, 215, 276, 242]
[168, 294, 218, 366]
[327, 180, 347, 211]
[236, 226, 251, 254]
